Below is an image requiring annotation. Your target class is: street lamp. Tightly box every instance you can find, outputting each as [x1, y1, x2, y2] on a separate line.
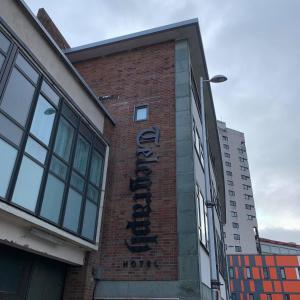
[200, 74, 227, 300]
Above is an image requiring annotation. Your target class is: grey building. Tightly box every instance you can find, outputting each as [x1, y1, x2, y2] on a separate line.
[217, 121, 260, 254]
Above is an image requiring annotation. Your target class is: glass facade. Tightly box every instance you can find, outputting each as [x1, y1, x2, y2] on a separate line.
[0, 27, 106, 242]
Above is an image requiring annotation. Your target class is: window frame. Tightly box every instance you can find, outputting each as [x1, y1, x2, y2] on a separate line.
[134, 104, 149, 122]
[235, 246, 242, 252]
[233, 234, 240, 240]
[193, 119, 204, 168]
[195, 183, 208, 250]
[263, 267, 269, 279]
[280, 267, 286, 280]
[0, 24, 107, 244]
[232, 222, 239, 229]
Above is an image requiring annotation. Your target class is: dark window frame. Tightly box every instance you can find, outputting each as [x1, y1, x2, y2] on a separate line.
[193, 119, 204, 168]
[263, 267, 269, 279]
[280, 267, 286, 280]
[195, 183, 208, 251]
[233, 234, 240, 240]
[232, 222, 239, 229]
[0, 23, 107, 244]
[235, 245, 242, 252]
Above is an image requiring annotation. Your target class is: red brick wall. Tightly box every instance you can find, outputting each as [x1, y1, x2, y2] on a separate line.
[74, 41, 178, 281]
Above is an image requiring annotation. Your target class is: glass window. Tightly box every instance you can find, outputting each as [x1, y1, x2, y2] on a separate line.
[232, 222, 239, 228]
[231, 211, 237, 217]
[15, 53, 39, 84]
[229, 267, 234, 279]
[70, 172, 85, 192]
[135, 105, 148, 121]
[89, 150, 103, 187]
[0, 139, 17, 198]
[81, 200, 97, 240]
[63, 188, 82, 232]
[235, 246, 242, 252]
[0, 68, 35, 125]
[50, 156, 68, 180]
[0, 113, 23, 145]
[41, 81, 60, 106]
[233, 234, 240, 240]
[229, 190, 235, 196]
[0, 31, 10, 53]
[73, 135, 90, 176]
[12, 156, 43, 211]
[40, 174, 64, 223]
[30, 95, 56, 145]
[54, 118, 74, 162]
[280, 267, 286, 280]
[87, 184, 99, 203]
[25, 137, 47, 164]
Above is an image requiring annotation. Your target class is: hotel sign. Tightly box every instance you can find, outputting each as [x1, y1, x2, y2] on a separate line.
[125, 127, 160, 253]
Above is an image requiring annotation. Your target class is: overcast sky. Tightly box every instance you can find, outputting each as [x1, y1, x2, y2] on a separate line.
[26, 0, 300, 244]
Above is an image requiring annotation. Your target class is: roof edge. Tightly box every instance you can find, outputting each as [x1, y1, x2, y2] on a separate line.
[64, 18, 199, 54]
[14, 0, 116, 125]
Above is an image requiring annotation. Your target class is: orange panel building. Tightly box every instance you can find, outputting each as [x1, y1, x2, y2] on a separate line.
[228, 254, 300, 300]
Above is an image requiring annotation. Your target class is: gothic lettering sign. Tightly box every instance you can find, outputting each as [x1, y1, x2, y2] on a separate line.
[125, 127, 160, 253]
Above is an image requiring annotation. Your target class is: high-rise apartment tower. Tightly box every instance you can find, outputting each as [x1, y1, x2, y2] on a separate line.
[217, 121, 260, 254]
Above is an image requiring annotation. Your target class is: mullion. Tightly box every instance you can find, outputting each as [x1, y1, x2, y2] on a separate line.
[0, 44, 17, 103]
[58, 114, 80, 228]
[78, 131, 95, 237]
[35, 94, 62, 216]
[90, 148, 106, 241]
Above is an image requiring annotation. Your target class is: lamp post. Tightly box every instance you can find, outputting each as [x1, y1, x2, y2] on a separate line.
[200, 75, 227, 300]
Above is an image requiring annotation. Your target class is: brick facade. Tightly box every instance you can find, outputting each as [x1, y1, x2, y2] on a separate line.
[74, 41, 178, 281]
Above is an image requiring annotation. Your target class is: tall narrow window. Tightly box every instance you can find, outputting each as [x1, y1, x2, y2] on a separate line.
[195, 184, 208, 248]
[280, 267, 286, 280]
[0, 139, 17, 198]
[263, 267, 269, 279]
[12, 156, 44, 211]
[246, 267, 251, 278]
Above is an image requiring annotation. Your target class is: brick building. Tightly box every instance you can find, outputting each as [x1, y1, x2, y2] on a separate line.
[0, 1, 229, 300]
[65, 18, 229, 300]
[228, 254, 300, 300]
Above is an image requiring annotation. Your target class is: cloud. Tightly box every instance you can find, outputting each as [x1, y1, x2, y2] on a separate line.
[260, 227, 300, 245]
[24, 0, 300, 243]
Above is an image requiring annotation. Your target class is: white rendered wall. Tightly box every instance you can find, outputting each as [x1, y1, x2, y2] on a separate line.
[0, 0, 109, 264]
[217, 121, 258, 254]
